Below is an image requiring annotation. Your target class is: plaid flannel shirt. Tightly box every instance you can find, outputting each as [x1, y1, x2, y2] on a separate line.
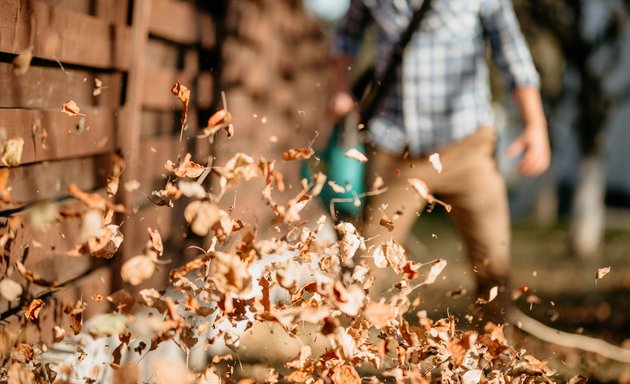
[334, 0, 540, 155]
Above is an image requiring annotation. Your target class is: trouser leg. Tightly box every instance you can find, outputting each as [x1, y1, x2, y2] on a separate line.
[437, 127, 511, 326]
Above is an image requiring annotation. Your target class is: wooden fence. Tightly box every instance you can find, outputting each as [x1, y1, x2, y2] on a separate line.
[0, 0, 222, 343]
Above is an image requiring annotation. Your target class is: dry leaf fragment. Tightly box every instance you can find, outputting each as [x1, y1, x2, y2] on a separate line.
[201, 91, 234, 140]
[408, 178, 452, 212]
[12, 48, 33, 76]
[344, 148, 368, 163]
[53, 325, 66, 342]
[488, 286, 499, 302]
[428, 153, 443, 173]
[364, 301, 394, 329]
[596, 266, 611, 280]
[1, 137, 25, 167]
[171, 81, 190, 125]
[61, 100, 86, 117]
[331, 365, 361, 384]
[328, 181, 346, 193]
[10, 343, 34, 364]
[25, 298, 44, 321]
[0, 278, 23, 301]
[121, 255, 156, 286]
[423, 259, 447, 285]
[107, 152, 125, 197]
[165, 153, 206, 178]
[462, 369, 482, 384]
[93, 78, 107, 96]
[281, 147, 315, 161]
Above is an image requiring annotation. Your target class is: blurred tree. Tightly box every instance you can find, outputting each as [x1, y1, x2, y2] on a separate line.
[514, 0, 630, 259]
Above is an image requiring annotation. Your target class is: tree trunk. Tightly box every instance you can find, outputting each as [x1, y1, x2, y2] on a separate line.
[570, 154, 606, 259]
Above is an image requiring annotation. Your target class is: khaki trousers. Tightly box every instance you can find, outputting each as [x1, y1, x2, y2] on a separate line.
[362, 126, 510, 324]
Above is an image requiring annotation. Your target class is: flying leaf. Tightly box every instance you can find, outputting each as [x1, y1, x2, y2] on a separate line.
[462, 369, 482, 384]
[12, 48, 33, 76]
[596, 266, 611, 280]
[25, 298, 44, 321]
[93, 78, 106, 96]
[61, 100, 86, 117]
[10, 343, 34, 364]
[165, 153, 206, 178]
[344, 148, 368, 163]
[429, 153, 443, 173]
[0, 278, 23, 301]
[423, 259, 447, 285]
[331, 365, 361, 384]
[488, 286, 499, 302]
[1, 137, 24, 167]
[121, 255, 156, 286]
[328, 181, 346, 193]
[281, 147, 315, 161]
[171, 81, 190, 125]
[364, 301, 394, 329]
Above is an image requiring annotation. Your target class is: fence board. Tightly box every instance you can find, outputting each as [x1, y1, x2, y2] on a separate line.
[0, 63, 123, 109]
[149, 0, 198, 45]
[1, 155, 110, 213]
[0, 107, 117, 165]
[0, 0, 131, 69]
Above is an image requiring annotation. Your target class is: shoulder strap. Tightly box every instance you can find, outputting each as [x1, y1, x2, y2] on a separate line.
[357, 0, 433, 125]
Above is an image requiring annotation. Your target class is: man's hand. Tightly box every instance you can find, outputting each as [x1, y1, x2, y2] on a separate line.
[505, 124, 550, 177]
[330, 91, 356, 121]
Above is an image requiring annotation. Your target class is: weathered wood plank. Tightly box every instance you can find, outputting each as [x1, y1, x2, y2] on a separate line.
[0, 62, 123, 109]
[149, 0, 198, 45]
[0, 0, 131, 69]
[142, 68, 194, 110]
[197, 72, 215, 110]
[199, 12, 216, 50]
[0, 107, 117, 165]
[1, 154, 110, 213]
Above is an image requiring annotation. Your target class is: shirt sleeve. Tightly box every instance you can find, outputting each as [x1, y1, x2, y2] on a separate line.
[333, 0, 370, 57]
[480, 0, 540, 90]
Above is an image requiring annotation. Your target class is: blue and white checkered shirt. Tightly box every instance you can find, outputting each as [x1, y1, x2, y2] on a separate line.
[334, 0, 540, 155]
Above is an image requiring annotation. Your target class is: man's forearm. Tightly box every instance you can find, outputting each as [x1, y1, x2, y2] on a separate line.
[512, 86, 547, 130]
[331, 54, 354, 95]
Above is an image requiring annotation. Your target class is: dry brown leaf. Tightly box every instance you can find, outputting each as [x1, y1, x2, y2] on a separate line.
[331, 365, 361, 384]
[53, 325, 66, 342]
[93, 78, 106, 96]
[1, 137, 24, 167]
[147, 227, 163, 256]
[61, 100, 86, 117]
[596, 266, 611, 280]
[121, 255, 156, 286]
[428, 153, 443, 173]
[184, 200, 224, 236]
[171, 81, 191, 125]
[281, 147, 315, 161]
[152, 359, 195, 384]
[202, 92, 234, 140]
[328, 180, 346, 193]
[12, 48, 33, 76]
[488, 286, 499, 302]
[0, 278, 22, 301]
[165, 153, 206, 178]
[107, 152, 125, 197]
[10, 343, 34, 364]
[344, 148, 368, 163]
[0, 168, 11, 203]
[25, 298, 44, 321]
[364, 301, 394, 329]
[423, 259, 447, 285]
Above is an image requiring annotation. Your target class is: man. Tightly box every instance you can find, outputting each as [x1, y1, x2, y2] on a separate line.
[330, 0, 551, 326]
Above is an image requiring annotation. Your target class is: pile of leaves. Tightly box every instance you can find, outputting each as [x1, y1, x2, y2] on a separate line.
[0, 90, 574, 384]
